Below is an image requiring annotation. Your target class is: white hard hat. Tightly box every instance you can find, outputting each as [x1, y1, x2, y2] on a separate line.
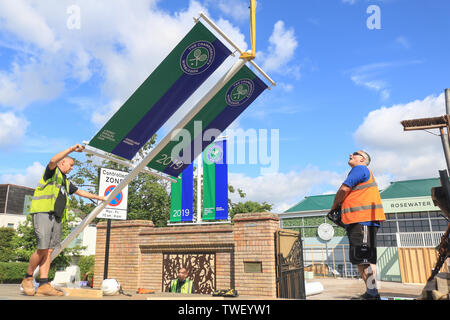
[101, 279, 121, 296]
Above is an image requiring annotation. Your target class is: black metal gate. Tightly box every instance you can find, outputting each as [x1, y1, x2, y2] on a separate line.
[275, 230, 306, 299]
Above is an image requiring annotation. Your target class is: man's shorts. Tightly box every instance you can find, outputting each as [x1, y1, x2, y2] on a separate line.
[33, 213, 63, 250]
[346, 223, 378, 265]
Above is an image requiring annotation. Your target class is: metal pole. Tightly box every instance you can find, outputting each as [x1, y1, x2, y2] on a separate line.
[445, 88, 450, 114]
[444, 89, 450, 174]
[35, 58, 246, 273]
[196, 154, 202, 224]
[440, 127, 450, 173]
[103, 219, 111, 279]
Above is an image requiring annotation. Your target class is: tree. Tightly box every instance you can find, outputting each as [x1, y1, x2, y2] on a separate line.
[0, 227, 16, 262]
[227, 185, 273, 219]
[230, 200, 273, 218]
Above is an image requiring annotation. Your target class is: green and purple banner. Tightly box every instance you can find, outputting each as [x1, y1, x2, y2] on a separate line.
[146, 64, 268, 177]
[202, 140, 228, 220]
[170, 163, 194, 222]
[88, 22, 231, 160]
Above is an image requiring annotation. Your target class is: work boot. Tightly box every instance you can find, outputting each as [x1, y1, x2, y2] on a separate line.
[21, 278, 35, 296]
[36, 283, 64, 296]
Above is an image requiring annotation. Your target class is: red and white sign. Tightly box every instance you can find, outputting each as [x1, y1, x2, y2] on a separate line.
[98, 168, 128, 220]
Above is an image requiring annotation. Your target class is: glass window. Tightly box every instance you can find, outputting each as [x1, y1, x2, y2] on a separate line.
[397, 212, 413, 219]
[429, 211, 441, 218]
[379, 221, 397, 234]
[398, 221, 408, 232]
[431, 219, 448, 232]
[412, 219, 430, 232]
[385, 213, 396, 221]
[419, 212, 429, 219]
[377, 234, 397, 247]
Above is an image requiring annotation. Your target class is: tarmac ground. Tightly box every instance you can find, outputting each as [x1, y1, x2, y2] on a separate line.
[0, 277, 424, 300]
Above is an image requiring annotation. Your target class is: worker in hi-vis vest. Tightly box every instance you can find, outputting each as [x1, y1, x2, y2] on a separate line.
[330, 150, 386, 300]
[170, 267, 195, 293]
[21, 144, 107, 297]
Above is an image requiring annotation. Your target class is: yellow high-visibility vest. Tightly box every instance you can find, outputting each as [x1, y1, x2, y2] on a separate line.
[30, 167, 70, 222]
[170, 279, 193, 293]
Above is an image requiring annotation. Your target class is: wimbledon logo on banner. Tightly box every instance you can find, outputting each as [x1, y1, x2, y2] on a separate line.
[226, 79, 254, 107]
[98, 168, 129, 220]
[180, 41, 215, 75]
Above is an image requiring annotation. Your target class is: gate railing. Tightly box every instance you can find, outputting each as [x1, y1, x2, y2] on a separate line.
[275, 230, 306, 299]
[396, 231, 444, 248]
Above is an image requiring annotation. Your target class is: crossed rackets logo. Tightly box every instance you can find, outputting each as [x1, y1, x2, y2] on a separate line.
[180, 41, 215, 75]
[226, 78, 254, 107]
[188, 48, 208, 68]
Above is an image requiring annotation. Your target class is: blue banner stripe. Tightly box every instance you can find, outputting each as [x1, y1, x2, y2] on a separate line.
[161, 74, 267, 177]
[111, 38, 231, 160]
[181, 163, 194, 221]
[214, 141, 228, 220]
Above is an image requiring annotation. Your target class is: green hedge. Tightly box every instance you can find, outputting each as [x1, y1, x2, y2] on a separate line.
[0, 262, 28, 283]
[0, 262, 56, 284]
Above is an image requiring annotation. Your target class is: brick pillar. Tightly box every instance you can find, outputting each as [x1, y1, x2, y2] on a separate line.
[232, 212, 280, 298]
[93, 220, 154, 290]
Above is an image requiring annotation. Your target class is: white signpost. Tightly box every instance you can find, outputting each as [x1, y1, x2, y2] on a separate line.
[98, 168, 128, 220]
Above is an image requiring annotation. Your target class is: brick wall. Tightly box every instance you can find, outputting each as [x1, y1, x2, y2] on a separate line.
[94, 212, 280, 297]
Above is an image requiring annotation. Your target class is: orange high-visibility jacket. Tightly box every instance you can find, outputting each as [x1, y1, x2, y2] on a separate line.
[341, 168, 386, 224]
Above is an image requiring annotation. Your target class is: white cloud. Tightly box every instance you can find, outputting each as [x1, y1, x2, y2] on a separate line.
[0, 0, 58, 51]
[0, 112, 29, 147]
[260, 20, 299, 77]
[0, 161, 44, 188]
[0, 57, 65, 109]
[348, 60, 422, 101]
[229, 167, 345, 212]
[354, 92, 447, 181]
[217, 0, 249, 22]
[349, 62, 392, 100]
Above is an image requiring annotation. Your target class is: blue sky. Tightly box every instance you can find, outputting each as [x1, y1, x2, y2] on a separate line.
[1, 0, 450, 212]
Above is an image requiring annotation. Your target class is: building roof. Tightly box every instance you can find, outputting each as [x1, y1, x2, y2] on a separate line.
[284, 177, 441, 213]
[380, 178, 440, 199]
[284, 194, 335, 213]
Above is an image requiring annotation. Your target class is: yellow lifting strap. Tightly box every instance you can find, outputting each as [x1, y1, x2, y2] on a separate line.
[240, 0, 256, 61]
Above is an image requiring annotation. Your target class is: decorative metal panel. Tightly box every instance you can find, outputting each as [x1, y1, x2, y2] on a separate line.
[162, 253, 215, 294]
